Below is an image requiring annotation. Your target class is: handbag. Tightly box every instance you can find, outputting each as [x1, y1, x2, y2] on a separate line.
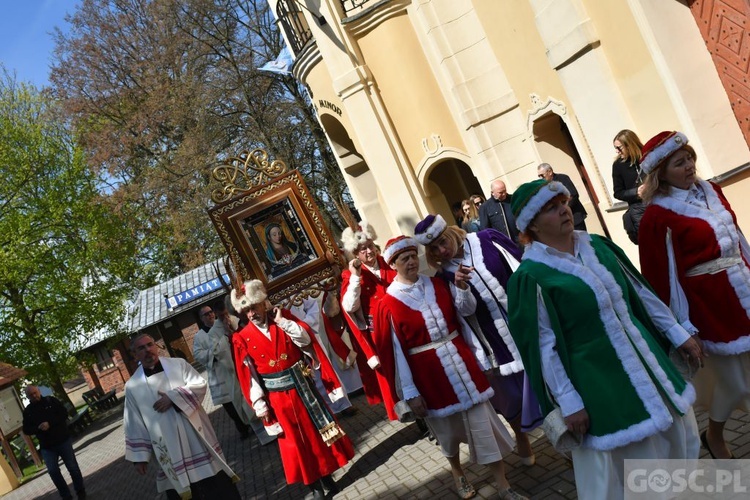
[540, 378, 582, 453]
[391, 319, 417, 423]
[669, 346, 695, 381]
[541, 407, 582, 453]
[392, 349, 417, 423]
[393, 399, 416, 423]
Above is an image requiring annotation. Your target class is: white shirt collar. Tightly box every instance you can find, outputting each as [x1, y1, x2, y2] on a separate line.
[526, 231, 588, 264]
[363, 261, 380, 274]
[669, 183, 706, 207]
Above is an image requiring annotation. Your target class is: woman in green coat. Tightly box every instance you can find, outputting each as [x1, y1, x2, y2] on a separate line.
[506, 179, 703, 500]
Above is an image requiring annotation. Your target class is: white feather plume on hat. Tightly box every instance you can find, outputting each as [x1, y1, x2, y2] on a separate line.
[340, 220, 377, 253]
[230, 279, 267, 312]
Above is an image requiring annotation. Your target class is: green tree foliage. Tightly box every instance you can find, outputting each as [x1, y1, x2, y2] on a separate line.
[51, 0, 353, 281]
[0, 73, 137, 406]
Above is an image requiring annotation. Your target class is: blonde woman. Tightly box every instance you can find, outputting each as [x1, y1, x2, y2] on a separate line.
[639, 130, 750, 459]
[612, 129, 646, 244]
[414, 215, 540, 466]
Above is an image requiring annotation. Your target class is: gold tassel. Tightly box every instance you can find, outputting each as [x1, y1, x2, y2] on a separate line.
[319, 422, 345, 446]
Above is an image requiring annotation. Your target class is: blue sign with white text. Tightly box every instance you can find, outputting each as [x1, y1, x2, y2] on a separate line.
[165, 274, 229, 309]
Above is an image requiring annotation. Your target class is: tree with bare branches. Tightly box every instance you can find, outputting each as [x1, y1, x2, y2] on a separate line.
[51, 0, 352, 281]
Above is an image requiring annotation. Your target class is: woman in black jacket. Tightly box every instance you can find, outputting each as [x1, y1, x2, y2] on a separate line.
[612, 129, 645, 244]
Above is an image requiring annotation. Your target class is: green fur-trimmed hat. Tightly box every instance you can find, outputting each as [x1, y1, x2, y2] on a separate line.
[511, 179, 570, 233]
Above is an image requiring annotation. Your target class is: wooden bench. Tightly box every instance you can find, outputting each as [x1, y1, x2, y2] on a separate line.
[64, 403, 93, 434]
[82, 388, 119, 413]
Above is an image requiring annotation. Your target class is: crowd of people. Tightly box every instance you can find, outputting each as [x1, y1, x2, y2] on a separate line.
[24, 129, 749, 500]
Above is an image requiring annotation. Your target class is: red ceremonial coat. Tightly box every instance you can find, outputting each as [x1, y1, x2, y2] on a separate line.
[374, 276, 493, 420]
[232, 310, 354, 485]
[320, 303, 355, 365]
[340, 255, 396, 404]
[639, 180, 750, 354]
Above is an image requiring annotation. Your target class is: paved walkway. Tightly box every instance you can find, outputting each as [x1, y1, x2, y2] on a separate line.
[5, 377, 749, 499]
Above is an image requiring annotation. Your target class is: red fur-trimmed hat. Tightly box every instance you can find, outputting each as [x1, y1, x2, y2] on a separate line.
[382, 236, 418, 265]
[640, 131, 688, 174]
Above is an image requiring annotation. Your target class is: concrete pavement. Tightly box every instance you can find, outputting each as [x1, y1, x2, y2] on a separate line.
[5, 376, 748, 499]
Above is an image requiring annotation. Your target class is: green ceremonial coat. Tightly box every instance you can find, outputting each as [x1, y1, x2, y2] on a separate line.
[507, 233, 694, 451]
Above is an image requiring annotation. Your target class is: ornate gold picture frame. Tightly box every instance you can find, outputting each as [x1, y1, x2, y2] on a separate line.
[208, 168, 344, 304]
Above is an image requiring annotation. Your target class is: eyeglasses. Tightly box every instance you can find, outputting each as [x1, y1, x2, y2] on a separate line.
[474, 201, 482, 207]
[615, 145, 624, 152]
[201, 311, 215, 318]
[537, 174, 545, 179]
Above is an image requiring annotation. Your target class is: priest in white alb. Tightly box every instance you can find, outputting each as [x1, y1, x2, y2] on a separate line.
[124, 333, 241, 500]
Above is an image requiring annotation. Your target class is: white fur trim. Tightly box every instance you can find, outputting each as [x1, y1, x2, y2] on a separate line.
[341, 220, 377, 253]
[328, 386, 346, 403]
[264, 422, 284, 436]
[231, 279, 267, 312]
[641, 132, 688, 174]
[652, 180, 750, 354]
[387, 276, 494, 417]
[414, 215, 448, 245]
[515, 181, 570, 232]
[446, 234, 525, 374]
[524, 234, 695, 450]
[703, 337, 750, 356]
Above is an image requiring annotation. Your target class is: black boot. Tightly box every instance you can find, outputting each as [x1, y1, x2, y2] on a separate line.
[309, 480, 325, 500]
[321, 475, 340, 496]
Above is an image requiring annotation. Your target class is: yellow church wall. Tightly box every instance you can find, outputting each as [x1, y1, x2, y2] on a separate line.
[582, 0, 681, 139]
[304, 60, 361, 153]
[284, 0, 750, 260]
[474, 1, 569, 121]
[356, 13, 467, 173]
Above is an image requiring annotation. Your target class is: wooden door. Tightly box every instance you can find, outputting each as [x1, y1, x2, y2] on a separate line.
[689, 0, 750, 145]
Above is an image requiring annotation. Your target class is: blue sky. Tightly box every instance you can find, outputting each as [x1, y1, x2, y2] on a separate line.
[0, 1, 80, 87]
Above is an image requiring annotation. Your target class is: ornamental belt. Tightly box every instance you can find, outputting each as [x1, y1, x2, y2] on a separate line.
[408, 330, 459, 355]
[261, 361, 345, 446]
[685, 255, 743, 277]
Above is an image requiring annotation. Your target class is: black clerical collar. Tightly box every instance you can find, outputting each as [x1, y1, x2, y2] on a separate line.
[143, 361, 164, 377]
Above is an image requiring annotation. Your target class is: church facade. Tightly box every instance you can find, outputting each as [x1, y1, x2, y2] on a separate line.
[270, 0, 750, 258]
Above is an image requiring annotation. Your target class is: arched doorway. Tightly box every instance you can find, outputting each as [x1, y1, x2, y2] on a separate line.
[425, 158, 483, 226]
[319, 114, 392, 237]
[320, 114, 367, 176]
[532, 112, 610, 238]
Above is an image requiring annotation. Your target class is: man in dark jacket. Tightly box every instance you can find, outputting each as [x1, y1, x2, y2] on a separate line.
[537, 163, 588, 230]
[22, 385, 86, 499]
[478, 180, 519, 242]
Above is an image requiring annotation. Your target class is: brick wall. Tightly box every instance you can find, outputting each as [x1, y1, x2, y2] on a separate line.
[80, 342, 132, 394]
[77, 298, 221, 391]
[181, 320, 201, 358]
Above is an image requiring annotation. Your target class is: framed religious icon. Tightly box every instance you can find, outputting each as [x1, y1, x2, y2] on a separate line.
[208, 165, 344, 304]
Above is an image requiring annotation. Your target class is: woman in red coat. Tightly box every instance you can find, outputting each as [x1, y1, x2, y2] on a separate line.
[639, 131, 750, 459]
[373, 236, 527, 500]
